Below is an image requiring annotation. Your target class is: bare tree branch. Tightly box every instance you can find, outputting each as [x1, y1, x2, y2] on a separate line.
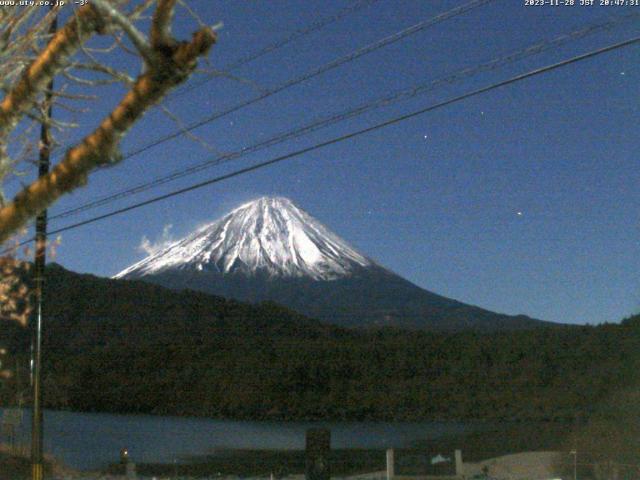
[0, 5, 102, 141]
[159, 104, 221, 154]
[151, 0, 177, 49]
[0, 8, 216, 243]
[129, 0, 158, 21]
[91, 0, 156, 66]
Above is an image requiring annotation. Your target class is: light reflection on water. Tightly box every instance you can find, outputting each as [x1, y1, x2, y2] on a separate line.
[0, 408, 475, 471]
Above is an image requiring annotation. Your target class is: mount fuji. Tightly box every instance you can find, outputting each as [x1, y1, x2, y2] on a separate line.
[115, 197, 549, 331]
[116, 196, 373, 281]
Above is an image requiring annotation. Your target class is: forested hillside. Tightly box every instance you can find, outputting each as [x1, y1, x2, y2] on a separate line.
[1, 264, 639, 422]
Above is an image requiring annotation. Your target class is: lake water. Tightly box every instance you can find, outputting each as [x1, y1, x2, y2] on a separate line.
[0, 408, 476, 471]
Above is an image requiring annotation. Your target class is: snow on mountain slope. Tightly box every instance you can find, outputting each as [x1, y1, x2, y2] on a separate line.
[115, 197, 373, 281]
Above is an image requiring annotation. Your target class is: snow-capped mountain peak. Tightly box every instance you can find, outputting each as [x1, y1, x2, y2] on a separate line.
[115, 196, 373, 281]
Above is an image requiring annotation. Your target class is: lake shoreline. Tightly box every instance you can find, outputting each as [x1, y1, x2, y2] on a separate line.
[0, 421, 571, 479]
[111, 422, 571, 477]
[0, 407, 572, 474]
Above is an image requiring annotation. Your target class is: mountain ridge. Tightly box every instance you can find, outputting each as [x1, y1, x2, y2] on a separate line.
[4, 262, 622, 425]
[117, 196, 552, 332]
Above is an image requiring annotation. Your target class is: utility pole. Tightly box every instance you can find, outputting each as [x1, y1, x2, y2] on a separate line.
[31, 6, 57, 480]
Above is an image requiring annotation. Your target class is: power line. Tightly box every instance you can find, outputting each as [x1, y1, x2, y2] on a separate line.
[29, 0, 494, 222]
[117, 0, 497, 161]
[50, 12, 639, 221]
[33, 0, 383, 174]
[31, 36, 637, 242]
[170, 0, 383, 100]
[3, 6, 382, 203]
[36, 0, 497, 217]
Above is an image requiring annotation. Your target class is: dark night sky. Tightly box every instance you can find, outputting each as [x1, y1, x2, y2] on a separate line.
[12, 0, 639, 325]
